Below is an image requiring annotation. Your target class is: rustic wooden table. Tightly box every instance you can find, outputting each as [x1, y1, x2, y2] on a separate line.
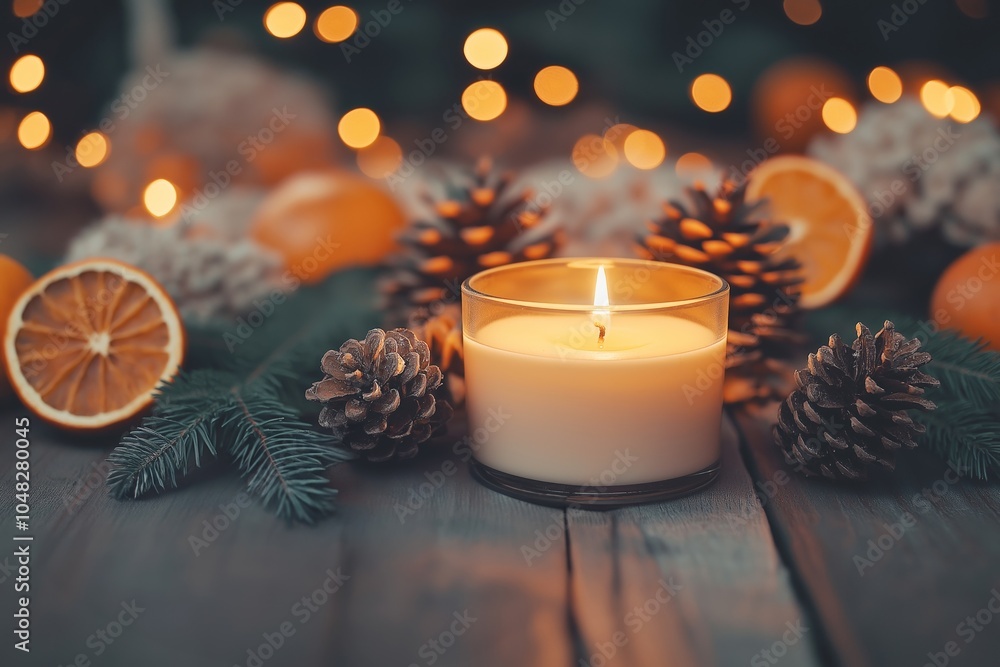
[1, 406, 998, 667]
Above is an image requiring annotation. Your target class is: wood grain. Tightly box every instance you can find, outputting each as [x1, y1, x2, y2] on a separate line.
[737, 405, 1000, 667]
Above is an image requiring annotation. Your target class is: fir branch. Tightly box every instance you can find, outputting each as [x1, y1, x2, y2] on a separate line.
[920, 403, 1000, 480]
[920, 331, 1000, 408]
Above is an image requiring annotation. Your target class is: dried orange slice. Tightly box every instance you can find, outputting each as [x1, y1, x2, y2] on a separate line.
[746, 155, 872, 309]
[3, 259, 184, 431]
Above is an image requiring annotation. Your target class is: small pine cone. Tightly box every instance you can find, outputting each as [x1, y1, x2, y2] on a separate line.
[382, 157, 563, 325]
[409, 303, 465, 405]
[637, 178, 805, 404]
[306, 328, 453, 463]
[773, 321, 939, 480]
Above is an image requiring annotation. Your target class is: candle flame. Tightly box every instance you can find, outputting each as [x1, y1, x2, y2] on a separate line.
[593, 265, 609, 347]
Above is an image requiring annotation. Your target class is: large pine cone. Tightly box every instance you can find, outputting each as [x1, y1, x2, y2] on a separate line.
[774, 321, 939, 480]
[637, 178, 805, 404]
[383, 157, 563, 325]
[306, 328, 453, 463]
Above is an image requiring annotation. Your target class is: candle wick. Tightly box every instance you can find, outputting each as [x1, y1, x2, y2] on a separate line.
[594, 322, 606, 348]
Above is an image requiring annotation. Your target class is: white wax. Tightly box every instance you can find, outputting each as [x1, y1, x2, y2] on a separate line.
[464, 314, 726, 486]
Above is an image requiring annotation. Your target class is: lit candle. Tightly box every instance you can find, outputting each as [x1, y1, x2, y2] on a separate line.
[462, 258, 729, 506]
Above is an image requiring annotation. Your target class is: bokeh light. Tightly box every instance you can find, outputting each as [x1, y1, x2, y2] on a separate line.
[17, 111, 50, 149]
[75, 132, 110, 168]
[314, 6, 358, 42]
[948, 86, 981, 123]
[338, 108, 381, 148]
[461, 81, 507, 121]
[463, 28, 508, 70]
[143, 179, 178, 218]
[12, 0, 43, 18]
[821, 97, 857, 133]
[691, 74, 732, 113]
[264, 2, 307, 38]
[572, 134, 618, 179]
[955, 0, 989, 18]
[533, 66, 579, 106]
[675, 152, 714, 180]
[357, 136, 403, 179]
[920, 80, 955, 118]
[9, 55, 45, 94]
[603, 123, 637, 153]
[783, 0, 822, 25]
[867, 66, 902, 104]
[623, 130, 666, 170]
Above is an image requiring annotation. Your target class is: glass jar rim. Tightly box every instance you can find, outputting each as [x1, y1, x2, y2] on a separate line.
[461, 257, 730, 312]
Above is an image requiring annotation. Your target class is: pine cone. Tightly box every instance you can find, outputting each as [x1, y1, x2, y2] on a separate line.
[65, 207, 288, 322]
[409, 303, 465, 405]
[637, 179, 804, 404]
[774, 321, 939, 480]
[383, 157, 563, 325]
[306, 328, 453, 463]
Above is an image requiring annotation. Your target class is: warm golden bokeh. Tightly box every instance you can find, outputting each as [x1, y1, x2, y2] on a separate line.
[17, 111, 50, 150]
[948, 86, 981, 123]
[463, 28, 508, 70]
[75, 132, 110, 168]
[691, 74, 732, 113]
[675, 152, 714, 180]
[264, 2, 307, 38]
[623, 130, 666, 170]
[920, 80, 955, 118]
[315, 5, 358, 42]
[867, 66, 902, 104]
[603, 124, 637, 153]
[533, 66, 579, 106]
[821, 97, 857, 134]
[143, 179, 178, 218]
[956, 0, 989, 19]
[357, 136, 403, 179]
[12, 0, 43, 18]
[461, 81, 507, 121]
[9, 55, 45, 94]
[783, 0, 822, 25]
[338, 108, 381, 148]
[572, 134, 618, 179]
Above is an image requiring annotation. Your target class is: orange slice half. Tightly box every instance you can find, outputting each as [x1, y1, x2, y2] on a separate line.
[3, 259, 185, 431]
[746, 155, 873, 309]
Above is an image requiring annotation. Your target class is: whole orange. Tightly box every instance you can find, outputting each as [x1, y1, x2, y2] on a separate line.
[930, 243, 1000, 350]
[250, 171, 405, 285]
[0, 255, 35, 399]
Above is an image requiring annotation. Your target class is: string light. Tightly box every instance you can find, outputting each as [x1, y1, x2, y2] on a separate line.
[17, 111, 50, 149]
[533, 66, 578, 106]
[143, 179, 178, 218]
[264, 2, 307, 38]
[821, 98, 857, 133]
[783, 0, 822, 26]
[867, 66, 902, 104]
[948, 86, 981, 123]
[338, 108, 381, 148]
[9, 55, 45, 94]
[357, 136, 403, 178]
[461, 81, 507, 121]
[75, 132, 110, 168]
[623, 130, 666, 170]
[690, 74, 732, 113]
[920, 80, 954, 118]
[315, 6, 358, 42]
[463, 28, 508, 70]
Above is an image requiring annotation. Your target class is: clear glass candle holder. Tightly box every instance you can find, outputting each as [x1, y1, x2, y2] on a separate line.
[461, 258, 730, 508]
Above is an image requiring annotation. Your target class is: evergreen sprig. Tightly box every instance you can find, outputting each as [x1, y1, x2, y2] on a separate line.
[106, 270, 381, 523]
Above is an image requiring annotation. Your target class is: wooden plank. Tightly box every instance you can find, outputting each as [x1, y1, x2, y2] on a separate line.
[736, 406, 1000, 667]
[0, 412, 573, 667]
[566, 415, 823, 667]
